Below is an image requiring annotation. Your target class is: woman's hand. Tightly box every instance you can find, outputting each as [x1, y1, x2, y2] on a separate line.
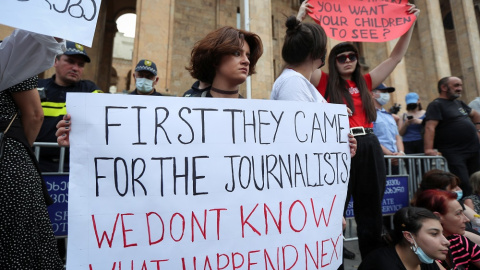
[349, 134, 357, 157]
[297, 0, 313, 22]
[407, 3, 420, 18]
[56, 114, 71, 147]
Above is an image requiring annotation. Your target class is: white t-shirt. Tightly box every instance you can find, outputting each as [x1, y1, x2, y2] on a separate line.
[270, 68, 327, 103]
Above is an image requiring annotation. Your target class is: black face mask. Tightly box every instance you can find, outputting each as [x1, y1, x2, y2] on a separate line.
[406, 103, 418, 111]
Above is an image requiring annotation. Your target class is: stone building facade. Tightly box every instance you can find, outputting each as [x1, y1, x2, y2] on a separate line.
[2, 0, 480, 110]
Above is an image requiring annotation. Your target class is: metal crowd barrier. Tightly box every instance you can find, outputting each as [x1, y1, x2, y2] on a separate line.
[33, 142, 69, 239]
[344, 154, 449, 241]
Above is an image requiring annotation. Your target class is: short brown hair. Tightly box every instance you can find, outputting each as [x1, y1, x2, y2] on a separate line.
[186, 26, 263, 84]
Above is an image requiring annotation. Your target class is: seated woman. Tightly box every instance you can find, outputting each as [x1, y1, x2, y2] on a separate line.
[359, 207, 449, 270]
[412, 169, 480, 245]
[415, 189, 480, 270]
[464, 171, 480, 214]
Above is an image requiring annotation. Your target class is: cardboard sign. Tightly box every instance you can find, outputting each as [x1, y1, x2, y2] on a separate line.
[345, 175, 409, 218]
[66, 93, 351, 269]
[0, 0, 101, 47]
[308, 0, 416, 42]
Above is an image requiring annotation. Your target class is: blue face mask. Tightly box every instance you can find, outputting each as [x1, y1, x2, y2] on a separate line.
[135, 77, 154, 93]
[455, 190, 463, 201]
[375, 93, 390, 106]
[407, 232, 434, 264]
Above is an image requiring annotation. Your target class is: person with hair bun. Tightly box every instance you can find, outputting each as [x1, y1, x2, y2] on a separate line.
[359, 207, 449, 270]
[183, 26, 263, 98]
[270, 15, 327, 102]
[271, 15, 357, 158]
[415, 189, 480, 270]
[296, 0, 420, 258]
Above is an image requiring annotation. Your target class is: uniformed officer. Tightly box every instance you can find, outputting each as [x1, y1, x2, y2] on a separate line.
[130, 59, 162, 96]
[36, 40, 102, 172]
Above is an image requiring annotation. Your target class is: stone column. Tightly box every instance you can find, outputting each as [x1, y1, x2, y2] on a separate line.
[95, 20, 117, 91]
[132, 0, 174, 92]
[450, 0, 480, 102]
[242, 0, 274, 99]
[414, 0, 451, 100]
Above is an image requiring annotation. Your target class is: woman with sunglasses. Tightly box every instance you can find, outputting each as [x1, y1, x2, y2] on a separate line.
[359, 207, 449, 270]
[297, 0, 420, 259]
[415, 189, 480, 270]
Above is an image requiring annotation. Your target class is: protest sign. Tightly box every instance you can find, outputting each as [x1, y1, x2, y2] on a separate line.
[0, 0, 101, 47]
[308, 0, 415, 42]
[345, 175, 409, 218]
[66, 93, 351, 269]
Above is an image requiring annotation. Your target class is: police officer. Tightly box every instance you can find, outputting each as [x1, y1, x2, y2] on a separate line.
[36, 41, 102, 172]
[130, 59, 162, 96]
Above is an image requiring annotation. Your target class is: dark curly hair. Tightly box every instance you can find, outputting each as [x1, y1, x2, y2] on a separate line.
[186, 26, 263, 84]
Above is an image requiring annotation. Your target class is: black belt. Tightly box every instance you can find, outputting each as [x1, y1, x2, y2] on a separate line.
[350, 127, 374, 137]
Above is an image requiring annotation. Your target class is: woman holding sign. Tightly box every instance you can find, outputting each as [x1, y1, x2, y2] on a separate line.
[57, 26, 264, 141]
[297, 0, 420, 259]
[270, 15, 358, 158]
[184, 26, 263, 98]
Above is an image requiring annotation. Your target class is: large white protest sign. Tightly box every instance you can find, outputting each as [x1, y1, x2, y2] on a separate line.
[66, 93, 351, 269]
[0, 0, 101, 47]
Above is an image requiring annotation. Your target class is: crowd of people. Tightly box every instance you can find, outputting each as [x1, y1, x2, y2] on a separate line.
[4, 0, 480, 269]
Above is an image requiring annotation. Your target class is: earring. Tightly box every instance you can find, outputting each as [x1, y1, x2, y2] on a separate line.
[410, 242, 418, 252]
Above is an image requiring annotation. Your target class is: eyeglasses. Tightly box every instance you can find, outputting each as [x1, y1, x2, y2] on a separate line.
[336, 53, 358, 64]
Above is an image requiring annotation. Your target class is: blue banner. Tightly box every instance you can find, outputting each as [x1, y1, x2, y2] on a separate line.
[346, 175, 409, 218]
[44, 174, 69, 237]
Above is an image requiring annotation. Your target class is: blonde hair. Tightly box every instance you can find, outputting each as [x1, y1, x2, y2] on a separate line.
[470, 171, 480, 194]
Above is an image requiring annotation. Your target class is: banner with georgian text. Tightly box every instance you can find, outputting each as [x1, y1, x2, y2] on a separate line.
[1, 0, 101, 46]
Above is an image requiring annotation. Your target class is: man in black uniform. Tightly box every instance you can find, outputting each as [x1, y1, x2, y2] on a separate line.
[130, 59, 163, 96]
[424, 76, 480, 196]
[36, 41, 102, 172]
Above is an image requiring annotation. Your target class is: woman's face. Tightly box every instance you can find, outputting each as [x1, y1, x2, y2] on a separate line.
[215, 41, 251, 86]
[408, 219, 450, 260]
[335, 51, 357, 78]
[439, 199, 470, 236]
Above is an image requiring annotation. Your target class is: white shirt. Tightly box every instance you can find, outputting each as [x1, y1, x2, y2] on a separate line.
[0, 29, 65, 91]
[270, 68, 327, 103]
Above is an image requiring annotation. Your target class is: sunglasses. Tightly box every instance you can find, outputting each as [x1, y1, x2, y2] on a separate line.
[319, 53, 326, 68]
[336, 53, 358, 64]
